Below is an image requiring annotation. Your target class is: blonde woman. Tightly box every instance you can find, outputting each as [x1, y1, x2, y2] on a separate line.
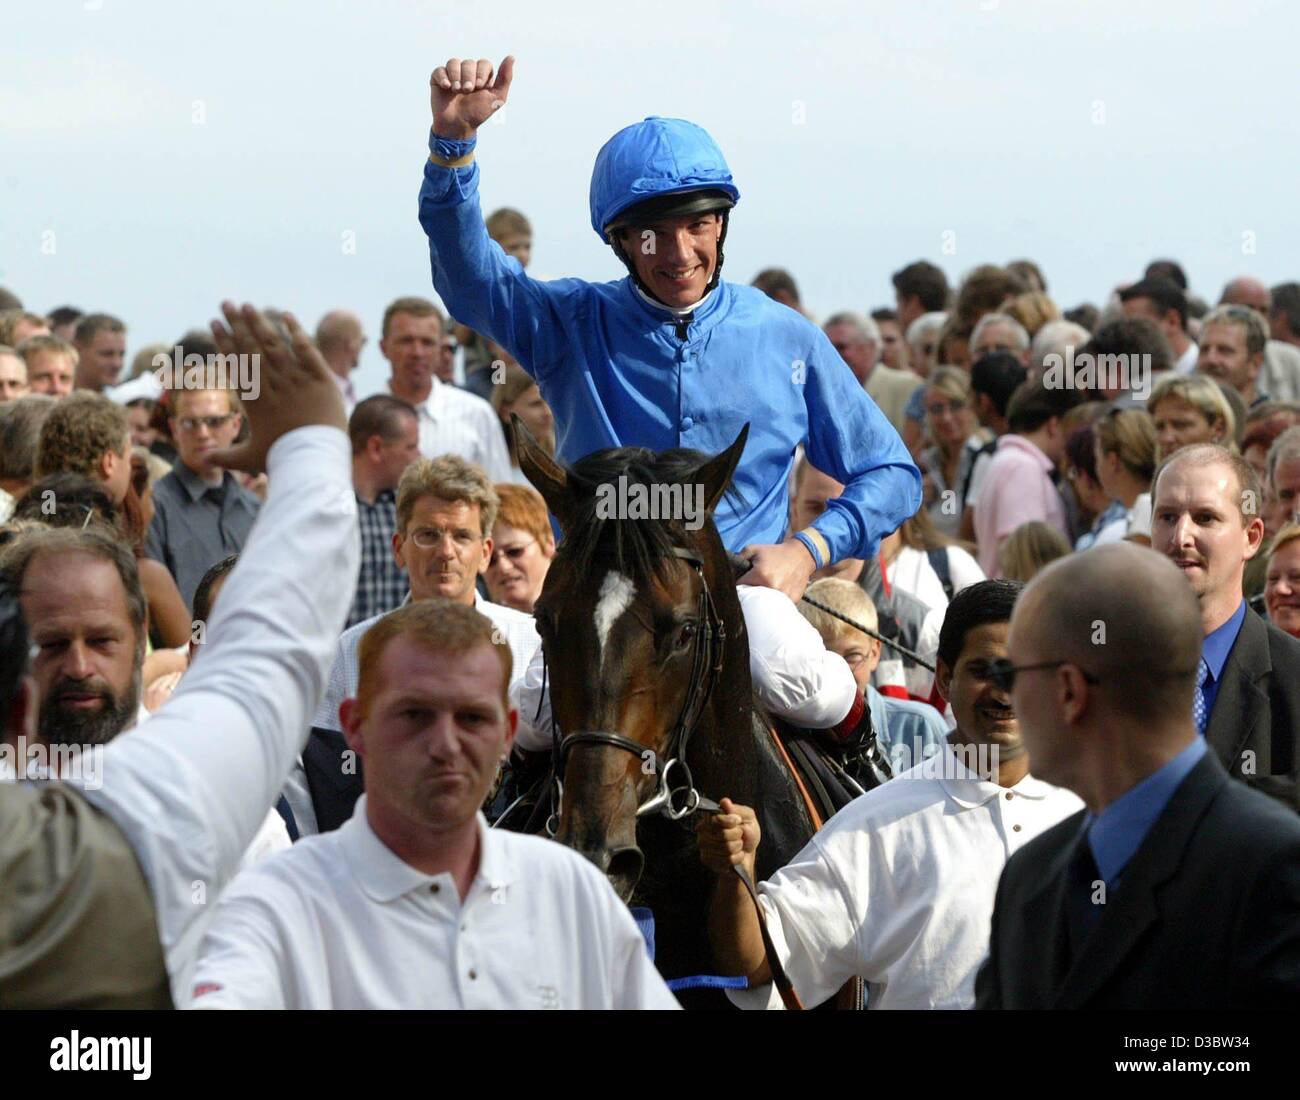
[1004, 291, 1060, 339]
[490, 363, 556, 485]
[1094, 406, 1158, 545]
[1146, 374, 1234, 462]
[999, 521, 1071, 582]
[920, 366, 992, 537]
[1264, 523, 1300, 638]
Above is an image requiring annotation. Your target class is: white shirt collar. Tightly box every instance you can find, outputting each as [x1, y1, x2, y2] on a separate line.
[632, 281, 715, 318]
[341, 796, 516, 904]
[332, 371, 356, 400]
[387, 375, 444, 417]
[938, 740, 1055, 809]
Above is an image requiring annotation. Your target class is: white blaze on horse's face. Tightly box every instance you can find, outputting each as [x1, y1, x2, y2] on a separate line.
[594, 571, 637, 666]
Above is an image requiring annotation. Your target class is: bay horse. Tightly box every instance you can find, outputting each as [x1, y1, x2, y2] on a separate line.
[512, 420, 824, 1005]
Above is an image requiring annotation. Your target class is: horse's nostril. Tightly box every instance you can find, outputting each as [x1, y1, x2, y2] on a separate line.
[606, 846, 645, 897]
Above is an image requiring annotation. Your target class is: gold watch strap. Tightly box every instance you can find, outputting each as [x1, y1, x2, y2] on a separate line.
[798, 527, 831, 567]
[428, 150, 475, 169]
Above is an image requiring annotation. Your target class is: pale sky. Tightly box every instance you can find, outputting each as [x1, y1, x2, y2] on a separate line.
[3, 0, 1297, 397]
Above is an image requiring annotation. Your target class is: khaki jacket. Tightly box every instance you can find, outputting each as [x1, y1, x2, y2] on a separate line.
[864, 364, 924, 436]
[0, 782, 172, 1008]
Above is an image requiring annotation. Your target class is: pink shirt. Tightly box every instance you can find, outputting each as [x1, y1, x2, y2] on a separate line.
[973, 434, 1067, 577]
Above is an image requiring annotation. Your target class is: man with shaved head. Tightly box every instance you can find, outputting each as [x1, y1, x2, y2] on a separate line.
[1221, 276, 1271, 317]
[315, 310, 366, 415]
[1150, 443, 1300, 807]
[1221, 276, 1300, 403]
[977, 543, 1300, 1008]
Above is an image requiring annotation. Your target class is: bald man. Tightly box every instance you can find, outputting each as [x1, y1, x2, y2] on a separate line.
[976, 543, 1300, 1009]
[1221, 277, 1300, 403]
[1151, 443, 1300, 808]
[315, 310, 366, 414]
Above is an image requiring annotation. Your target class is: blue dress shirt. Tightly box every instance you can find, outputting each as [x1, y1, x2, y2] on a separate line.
[1085, 737, 1207, 888]
[866, 685, 949, 774]
[1199, 599, 1246, 726]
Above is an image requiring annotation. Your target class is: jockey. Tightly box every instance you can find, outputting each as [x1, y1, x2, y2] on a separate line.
[419, 56, 922, 745]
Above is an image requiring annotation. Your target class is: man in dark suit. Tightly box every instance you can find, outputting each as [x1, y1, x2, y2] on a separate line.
[1151, 443, 1300, 808]
[299, 727, 363, 833]
[976, 542, 1300, 1009]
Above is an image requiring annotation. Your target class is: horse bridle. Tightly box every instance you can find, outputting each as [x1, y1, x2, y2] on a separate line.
[548, 545, 726, 830]
[539, 543, 805, 1010]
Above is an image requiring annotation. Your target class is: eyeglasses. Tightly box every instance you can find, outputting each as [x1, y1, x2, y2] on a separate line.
[979, 658, 1100, 693]
[488, 539, 536, 568]
[176, 414, 235, 433]
[409, 526, 480, 549]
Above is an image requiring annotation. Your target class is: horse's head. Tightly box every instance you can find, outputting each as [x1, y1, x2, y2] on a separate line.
[516, 417, 749, 900]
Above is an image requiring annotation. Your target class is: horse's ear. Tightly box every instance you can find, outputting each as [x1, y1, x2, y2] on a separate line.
[693, 423, 749, 515]
[513, 414, 579, 531]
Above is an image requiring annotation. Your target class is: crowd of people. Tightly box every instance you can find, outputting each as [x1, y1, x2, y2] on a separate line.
[2, 53, 1298, 1012]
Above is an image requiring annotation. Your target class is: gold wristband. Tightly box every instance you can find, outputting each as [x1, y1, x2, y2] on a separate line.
[428, 150, 475, 169]
[798, 527, 832, 567]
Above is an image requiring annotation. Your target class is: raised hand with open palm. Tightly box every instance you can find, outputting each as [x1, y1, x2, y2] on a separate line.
[430, 55, 515, 141]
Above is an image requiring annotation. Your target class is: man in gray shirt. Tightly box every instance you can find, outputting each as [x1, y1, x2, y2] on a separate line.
[145, 387, 260, 610]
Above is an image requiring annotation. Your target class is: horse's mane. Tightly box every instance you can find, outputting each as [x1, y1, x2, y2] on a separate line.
[556, 445, 744, 584]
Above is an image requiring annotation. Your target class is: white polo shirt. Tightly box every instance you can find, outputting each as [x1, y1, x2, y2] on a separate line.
[187, 798, 679, 1009]
[729, 742, 1084, 1010]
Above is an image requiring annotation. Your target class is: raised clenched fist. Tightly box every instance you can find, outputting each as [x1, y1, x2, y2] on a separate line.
[430, 55, 515, 141]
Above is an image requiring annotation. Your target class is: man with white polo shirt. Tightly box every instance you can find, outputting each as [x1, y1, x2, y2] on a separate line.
[290, 454, 539, 835]
[380, 296, 510, 480]
[188, 600, 677, 1009]
[696, 580, 1082, 1010]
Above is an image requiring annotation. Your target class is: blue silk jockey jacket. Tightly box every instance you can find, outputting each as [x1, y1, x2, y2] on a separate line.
[417, 130, 921, 564]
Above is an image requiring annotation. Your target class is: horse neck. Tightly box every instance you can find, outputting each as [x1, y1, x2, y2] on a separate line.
[688, 559, 761, 792]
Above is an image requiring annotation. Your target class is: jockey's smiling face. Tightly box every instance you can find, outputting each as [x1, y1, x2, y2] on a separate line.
[622, 212, 723, 309]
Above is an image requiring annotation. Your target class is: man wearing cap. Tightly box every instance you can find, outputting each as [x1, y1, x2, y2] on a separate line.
[417, 55, 920, 744]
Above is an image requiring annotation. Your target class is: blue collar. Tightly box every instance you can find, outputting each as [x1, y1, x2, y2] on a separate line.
[1086, 737, 1207, 886]
[1202, 599, 1246, 683]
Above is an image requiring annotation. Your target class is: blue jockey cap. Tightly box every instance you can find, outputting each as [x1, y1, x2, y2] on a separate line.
[589, 117, 740, 242]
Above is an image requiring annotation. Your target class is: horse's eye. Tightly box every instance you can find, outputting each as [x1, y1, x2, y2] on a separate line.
[672, 622, 698, 651]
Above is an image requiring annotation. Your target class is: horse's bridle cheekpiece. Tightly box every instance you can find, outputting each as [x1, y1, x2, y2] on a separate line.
[551, 546, 726, 826]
